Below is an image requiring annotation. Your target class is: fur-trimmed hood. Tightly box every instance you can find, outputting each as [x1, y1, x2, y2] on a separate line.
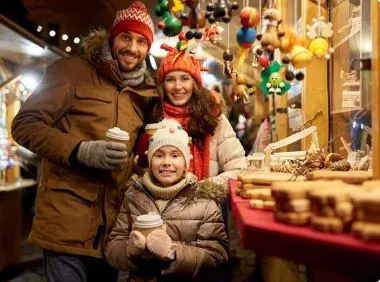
[186, 179, 227, 205]
[81, 29, 108, 64]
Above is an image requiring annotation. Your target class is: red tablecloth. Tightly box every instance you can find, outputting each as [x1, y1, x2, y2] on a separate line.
[229, 180, 380, 280]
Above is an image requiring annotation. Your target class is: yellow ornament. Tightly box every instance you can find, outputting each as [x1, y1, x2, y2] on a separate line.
[309, 37, 329, 58]
[290, 45, 313, 68]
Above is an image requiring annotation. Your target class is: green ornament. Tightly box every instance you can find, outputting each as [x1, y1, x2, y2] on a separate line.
[259, 61, 291, 96]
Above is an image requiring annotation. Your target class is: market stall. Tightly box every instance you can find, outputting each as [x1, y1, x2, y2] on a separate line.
[0, 15, 65, 271]
[230, 179, 380, 281]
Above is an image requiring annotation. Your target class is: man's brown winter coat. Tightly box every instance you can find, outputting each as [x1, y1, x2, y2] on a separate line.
[11, 30, 157, 257]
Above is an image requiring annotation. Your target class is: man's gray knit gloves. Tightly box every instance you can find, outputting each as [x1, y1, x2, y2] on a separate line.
[77, 141, 128, 170]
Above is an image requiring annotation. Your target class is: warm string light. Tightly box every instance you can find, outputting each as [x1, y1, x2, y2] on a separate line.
[35, 23, 81, 52]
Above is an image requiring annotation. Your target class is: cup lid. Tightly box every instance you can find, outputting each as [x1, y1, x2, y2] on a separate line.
[145, 123, 161, 130]
[134, 212, 163, 229]
[106, 127, 130, 140]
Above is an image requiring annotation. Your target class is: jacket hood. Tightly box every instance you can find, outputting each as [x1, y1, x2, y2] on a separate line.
[187, 180, 227, 205]
[81, 29, 108, 64]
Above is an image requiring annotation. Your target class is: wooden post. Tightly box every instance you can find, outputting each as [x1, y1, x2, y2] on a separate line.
[254, 88, 269, 123]
[6, 94, 21, 183]
[372, 0, 380, 179]
[271, 0, 290, 151]
[301, 0, 329, 150]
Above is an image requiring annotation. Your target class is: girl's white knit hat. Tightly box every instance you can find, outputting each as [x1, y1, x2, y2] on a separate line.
[147, 119, 192, 168]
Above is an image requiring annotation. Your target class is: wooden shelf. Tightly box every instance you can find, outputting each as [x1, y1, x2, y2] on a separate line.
[0, 178, 36, 192]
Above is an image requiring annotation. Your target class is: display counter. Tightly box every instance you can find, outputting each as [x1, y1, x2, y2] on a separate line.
[0, 179, 36, 270]
[229, 179, 380, 281]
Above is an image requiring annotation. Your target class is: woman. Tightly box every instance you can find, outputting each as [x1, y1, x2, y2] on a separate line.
[147, 42, 247, 187]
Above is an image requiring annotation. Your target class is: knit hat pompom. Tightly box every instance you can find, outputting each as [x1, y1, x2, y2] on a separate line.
[109, 1, 154, 49]
[148, 119, 192, 168]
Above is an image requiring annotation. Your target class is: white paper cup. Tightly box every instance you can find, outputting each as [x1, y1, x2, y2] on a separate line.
[145, 123, 161, 137]
[134, 212, 164, 237]
[106, 127, 130, 146]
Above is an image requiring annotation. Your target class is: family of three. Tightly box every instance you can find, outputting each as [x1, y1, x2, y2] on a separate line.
[11, 1, 247, 281]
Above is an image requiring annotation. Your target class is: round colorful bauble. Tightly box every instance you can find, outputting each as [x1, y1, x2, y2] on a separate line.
[309, 37, 329, 58]
[258, 54, 270, 68]
[237, 27, 256, 48]
[158, 12, 183, 37]
[290, 45, 313, 68]
[240, 7, 260, 27]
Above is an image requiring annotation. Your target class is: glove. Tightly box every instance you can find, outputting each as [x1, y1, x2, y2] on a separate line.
[127, 230, 146, 257]
[77, 140, 128, 170]
[146, 229, 175, 261]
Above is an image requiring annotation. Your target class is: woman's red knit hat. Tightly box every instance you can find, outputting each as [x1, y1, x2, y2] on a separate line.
[158, 33, 208, 86]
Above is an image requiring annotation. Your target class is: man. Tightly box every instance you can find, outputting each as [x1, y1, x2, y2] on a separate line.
[11, 2, 157, 281]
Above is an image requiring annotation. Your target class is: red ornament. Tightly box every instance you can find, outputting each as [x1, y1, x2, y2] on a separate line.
[258, 55, 270, 68]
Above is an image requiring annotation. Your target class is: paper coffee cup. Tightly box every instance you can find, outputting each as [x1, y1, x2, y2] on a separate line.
[134, 212, 163, 237]
[106, 127, 130, 146]
[145, 123, 161, 136]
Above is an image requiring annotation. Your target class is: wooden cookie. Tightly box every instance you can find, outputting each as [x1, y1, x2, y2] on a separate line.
[250, 199, 275, 210]
[238, 171, 298, 185]
[335, 201, 354, 223]
[242, 188, 272, 200]
[306, 170, 372, 184]
[309, 186, 356, 207]
[361, 180, 380, 191]
[310, 203, 336, 217]
[355, 209, 380, 223]
[351, 190, 380, 213]
[352, 221, 380, 241]
[310, 216, 344, 233]
[275, 211, 311, 225]
[272, 181, 316, 200]
[276, 199, 310, 213]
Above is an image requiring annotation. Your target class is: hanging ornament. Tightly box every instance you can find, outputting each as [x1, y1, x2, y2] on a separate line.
[237, 6, 259, 68]
[231, 73, 256, 104]
[180, 0, 207, 29]
[170, 0, 185, 16]
[256, 8, 285, 54]
[203, 24, 224, 43]
[205, 0, 239, 24]
[306, 14, 334, 59]
[156, 0, 183, 37]
[259, 61, 291, 96]
[223, 49, 235, 79]
[240, 6, 260, 27]
[237, 27, 256, 67]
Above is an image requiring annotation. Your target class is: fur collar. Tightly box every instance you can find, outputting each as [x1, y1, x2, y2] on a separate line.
[129, 174, 227, 205]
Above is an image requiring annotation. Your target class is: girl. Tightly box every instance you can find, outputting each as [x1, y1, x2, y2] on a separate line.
[105, 119, 228, 281]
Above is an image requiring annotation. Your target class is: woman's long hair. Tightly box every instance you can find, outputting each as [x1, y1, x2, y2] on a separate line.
[150, 80, 222, 147]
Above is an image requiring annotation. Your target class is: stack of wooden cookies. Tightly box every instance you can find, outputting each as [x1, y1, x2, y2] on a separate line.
[271, 181, 317, 225]
[308, 182, 356, 233]
[237, 171, 302, 211]
[351, 181, 380, 241]
[306, 170, 372, 184]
